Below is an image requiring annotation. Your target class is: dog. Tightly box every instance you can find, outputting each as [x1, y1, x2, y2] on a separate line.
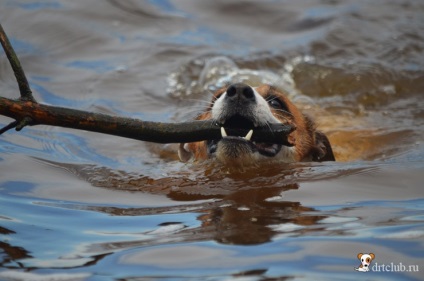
[178, 83, 335, 166]
[355, 253, 375, 272]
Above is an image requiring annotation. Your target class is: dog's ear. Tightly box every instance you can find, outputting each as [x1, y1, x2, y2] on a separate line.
[357, 253, 363, 260]
[311, 131, 335, 161]
[178, 143, 193, 162]
[369, 253, 375, 260]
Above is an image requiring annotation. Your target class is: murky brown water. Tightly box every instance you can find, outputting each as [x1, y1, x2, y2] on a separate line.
[1, 1, 424, 280]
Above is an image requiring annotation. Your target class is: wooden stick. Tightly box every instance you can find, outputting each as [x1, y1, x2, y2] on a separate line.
[0, 97, 295, 144]
[0, 22, 294, 145]
[0, 23, 34, 102]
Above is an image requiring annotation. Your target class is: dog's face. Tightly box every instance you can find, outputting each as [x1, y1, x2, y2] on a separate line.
[179, 83, 335, 166]
[357, 253, 375, 268]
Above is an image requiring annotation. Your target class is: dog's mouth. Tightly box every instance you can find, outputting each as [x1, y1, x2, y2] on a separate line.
[207, 114, 283, 157]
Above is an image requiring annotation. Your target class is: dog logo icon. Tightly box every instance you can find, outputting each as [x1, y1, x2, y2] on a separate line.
[355, 253, 375, 272]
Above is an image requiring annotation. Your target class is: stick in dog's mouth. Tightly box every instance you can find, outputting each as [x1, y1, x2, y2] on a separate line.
[211, 122, 296, 145]
[178, 121, 296, 163]
[179, 83, 335, 165]
[207, 114, 296, 158]
[210, 128, 282, 158]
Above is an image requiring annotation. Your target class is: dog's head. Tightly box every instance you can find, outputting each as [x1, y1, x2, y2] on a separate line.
[179, 83, 335, 166]
[357, 253, 375, 268]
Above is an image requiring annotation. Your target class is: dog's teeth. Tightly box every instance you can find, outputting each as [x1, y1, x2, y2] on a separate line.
[244, 129, 253, 141]
[220, 127, 227, 137]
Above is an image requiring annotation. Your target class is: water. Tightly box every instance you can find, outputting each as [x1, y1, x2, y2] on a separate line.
[1, 1, 424, 280]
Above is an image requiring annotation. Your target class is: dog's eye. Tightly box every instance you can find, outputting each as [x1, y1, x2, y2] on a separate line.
[267, 97, 287, 111]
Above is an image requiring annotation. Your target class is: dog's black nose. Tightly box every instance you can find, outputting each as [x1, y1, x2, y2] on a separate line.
[226, 83, 255, 102]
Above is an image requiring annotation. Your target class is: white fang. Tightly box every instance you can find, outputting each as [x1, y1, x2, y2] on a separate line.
[244, 130, 253, 141]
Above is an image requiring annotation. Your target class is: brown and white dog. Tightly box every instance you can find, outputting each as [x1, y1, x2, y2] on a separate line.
[355, 253, 375, 272]
[178, 83, 335, 166]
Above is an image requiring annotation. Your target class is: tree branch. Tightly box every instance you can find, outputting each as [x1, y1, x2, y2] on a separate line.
[0, 120, 18, 135]
[0, 22, 294, 145]
[0, 97, 294, 144]
[0, 23, 34, 102]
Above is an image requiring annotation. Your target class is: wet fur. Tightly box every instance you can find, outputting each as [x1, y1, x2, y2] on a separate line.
[180, 84, 335, 164]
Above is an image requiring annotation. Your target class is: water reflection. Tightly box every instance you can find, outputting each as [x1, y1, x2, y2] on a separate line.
[83, 183, 320, 246]
[1, 0, 424, 280]
[3, 165, 420, 278]
[196, 184, 320, 245]
[0, 238, 32, 268]
[31, 160, 367, 248]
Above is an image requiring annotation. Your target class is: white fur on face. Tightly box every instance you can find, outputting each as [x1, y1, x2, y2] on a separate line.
[211, 87, 282, 127]
[210, 86, 297, 164]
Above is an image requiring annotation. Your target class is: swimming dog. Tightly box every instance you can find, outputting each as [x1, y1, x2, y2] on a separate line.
[178, 83, 335, 166]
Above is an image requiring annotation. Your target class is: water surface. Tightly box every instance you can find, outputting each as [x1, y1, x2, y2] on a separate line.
[1, 1, 424, 280]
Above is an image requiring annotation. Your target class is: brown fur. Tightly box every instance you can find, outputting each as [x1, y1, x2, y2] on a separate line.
[185, 84, 335, 162]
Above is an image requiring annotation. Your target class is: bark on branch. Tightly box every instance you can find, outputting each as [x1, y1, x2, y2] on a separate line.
[0, 97, 294, 144]
[0, 23, 34, 102]
[0, 23, 294, 145]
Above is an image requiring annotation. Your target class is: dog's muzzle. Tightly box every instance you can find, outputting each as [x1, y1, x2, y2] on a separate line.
[207, 83, 283, 160]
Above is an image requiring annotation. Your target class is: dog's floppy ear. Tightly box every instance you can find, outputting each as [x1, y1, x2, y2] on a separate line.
[311, 131, 335, 161]
[369, 253, 375, 260]
[178, 143, 193, 162]
[357, 253, 363, 260]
